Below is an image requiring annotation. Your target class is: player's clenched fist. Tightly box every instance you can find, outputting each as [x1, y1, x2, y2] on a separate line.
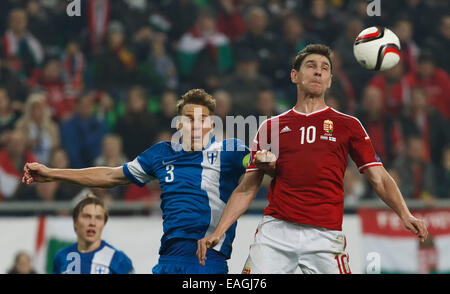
[22, 162, 52, 184]
[253, 150, 276, 177]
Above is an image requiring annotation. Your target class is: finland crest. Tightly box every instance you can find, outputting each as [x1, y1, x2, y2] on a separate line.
[207, 151, 218, 165]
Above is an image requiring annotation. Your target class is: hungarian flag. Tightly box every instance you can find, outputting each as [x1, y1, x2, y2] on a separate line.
[34, 216, 76, 274]
[359, 208, 450, 274]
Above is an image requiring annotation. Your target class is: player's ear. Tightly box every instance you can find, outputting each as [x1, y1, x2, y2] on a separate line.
[290, 69, 299, 84]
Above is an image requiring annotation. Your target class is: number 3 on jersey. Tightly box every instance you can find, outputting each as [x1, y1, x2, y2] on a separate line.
[165, 164, 175, 182]
[300, 126, 316, 144]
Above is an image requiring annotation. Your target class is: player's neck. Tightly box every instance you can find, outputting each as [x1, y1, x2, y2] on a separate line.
[78, 239, 102, 253]
[294, 93, 328, 114]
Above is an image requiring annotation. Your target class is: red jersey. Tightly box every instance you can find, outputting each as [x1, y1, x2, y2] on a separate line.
[246, 107, 382, 231]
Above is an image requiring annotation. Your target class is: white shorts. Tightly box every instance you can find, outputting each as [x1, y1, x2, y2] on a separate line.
[242, 215, 351, 274]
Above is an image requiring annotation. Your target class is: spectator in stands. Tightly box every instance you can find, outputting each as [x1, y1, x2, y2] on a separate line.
[333, 18, 374, 98]
[211, 89, 232, 141]
[61, 40, 86, 96]
[28, 58, 76, 121]
[60, 92, 107, 168]
[222, 48, 272, 116]
[424, 14, 450, 73]
[155, 90, 178, 134]
[215, 0, 247, 42]
[368, 62, 409, 116]
[137, 32, 178, 94]
[328, 51, 356, 115]
[15, 93, 60, 165]
[401, 87, 449, 168]
[255, 89, 279, 118]
[234, 6, 278, 81]
[26, 0, 59, 53]
[92, 134, 128, 202]
[393, 18, 419, 75]
[0, 87, 21, 147]
[114, 86, 156, 160]
[35, 148, 82, 201]
[163, 0, 199, 41]
[0, 130, 37, 200]
[0, 57, 28, 108]
[1, 8, 44, 80]
[406, 51, 450, 119]
[177, 8, 233, 90]
[358, 86, 406, 167]
[392, 135, 437, 202]
[303, 0, 342, 45]
[274, 14, 321, 90]
[93, 20, 136, 97]
[436, 145, 450, 198]
[7, 251, 37, 274]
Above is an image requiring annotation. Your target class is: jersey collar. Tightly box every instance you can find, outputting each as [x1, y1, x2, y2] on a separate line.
[291, 106, 330, 117]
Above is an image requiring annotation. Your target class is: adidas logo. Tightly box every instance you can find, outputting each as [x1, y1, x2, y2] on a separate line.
[280, 126, 292, 134]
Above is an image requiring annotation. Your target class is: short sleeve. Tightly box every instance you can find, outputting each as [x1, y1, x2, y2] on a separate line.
[123, 143, 163, 187]
[223, 138, 250, 174]
[348, 117, 383, 173]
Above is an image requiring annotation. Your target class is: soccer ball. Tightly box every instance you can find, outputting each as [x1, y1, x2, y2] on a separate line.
[353, 27, 401, 71]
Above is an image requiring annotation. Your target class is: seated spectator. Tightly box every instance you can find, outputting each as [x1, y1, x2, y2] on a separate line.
[91, 134, 128, 202]
[0, 87, 21, 147]
[93, 20, 136, 97]
[333, 18, 374, 98]
[28, 58, 76, 122]
[401, 87, 449, 167]
[60, 92, 107, 168]
[1, 8, 44, 80]
[137, 32, 178, 94]
[0, 130, 37, 200]
[114, 86, 157, 160]
[234, 6, 278, 81]
[0, 57, 28, 108]
[215, 0, 247, 42]
[358, 86, 406, 167]
[222, 48, 272, 116]
[435, 145, 450, 198]
[392, 135, 437, 202]
[303, 0, 342, 45]
[393, 17, 419, 75]
[155, 90, 178, 134]
[177, 8, 233, 89]
[328, 51, 356, 114]
[15, 93, 60, 165]
[368, 61, 409, 116]
[274, 14, 321, 90]
[61, 40, 86, 96]
[424, 14, 450, 73]
[7, 252, 37, 274]
[406, 51, 450, 119]
[35, 148, 82, 201]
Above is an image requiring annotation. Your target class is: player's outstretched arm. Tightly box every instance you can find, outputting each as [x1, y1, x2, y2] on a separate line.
[363, 165, 428, 242]
[197, 170, 264, 266]
[22, 162, 130, 188]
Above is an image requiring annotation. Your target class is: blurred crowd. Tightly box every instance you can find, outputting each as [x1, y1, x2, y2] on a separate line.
[0, 0, 449, 208]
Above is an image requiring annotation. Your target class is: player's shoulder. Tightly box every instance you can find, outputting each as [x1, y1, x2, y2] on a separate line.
[257, 109, 294, 129]
[54, 243, 78, 259]
[140, 141, 176, 157]
[103, 241, 134, 273]
[328, 108, 365, 127]
[221, 138, 248, 152]
[102, 241, 130, 259]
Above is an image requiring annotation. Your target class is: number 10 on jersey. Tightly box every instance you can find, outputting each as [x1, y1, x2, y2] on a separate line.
[299, 126, 316, 144]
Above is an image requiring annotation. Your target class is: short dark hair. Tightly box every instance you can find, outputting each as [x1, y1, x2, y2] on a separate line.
[72, 194, 109, 224]
[293, 44, 333, 72]
[176, 89, 216, 115]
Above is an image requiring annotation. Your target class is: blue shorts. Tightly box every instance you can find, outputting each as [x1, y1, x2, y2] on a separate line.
[152, 239, 228, 274]
[152, 255, 228, 274]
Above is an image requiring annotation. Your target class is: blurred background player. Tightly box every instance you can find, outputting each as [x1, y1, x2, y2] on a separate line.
[52, 194, 134, 274]
[197, 44, 428, 274]
[7, 251, 37, 274]
[23, 89, 251, 274]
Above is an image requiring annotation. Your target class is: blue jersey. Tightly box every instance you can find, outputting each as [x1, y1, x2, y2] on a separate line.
[123, 137, 250, 259]
[53, 240, 134, 274]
